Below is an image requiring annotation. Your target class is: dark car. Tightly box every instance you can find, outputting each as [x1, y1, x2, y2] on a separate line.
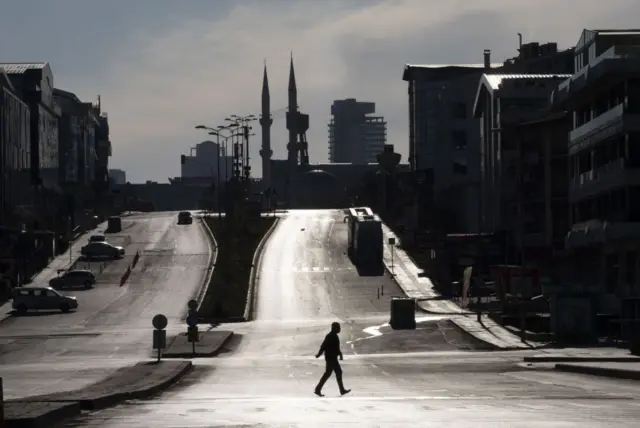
[81, 241, 125, 260]
[177, 211, 193, 225]
[50, 269, 96, 289]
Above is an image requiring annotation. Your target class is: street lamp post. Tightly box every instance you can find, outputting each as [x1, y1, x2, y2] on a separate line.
[195, 124, 240, 216]
[226, 115, 257, 180]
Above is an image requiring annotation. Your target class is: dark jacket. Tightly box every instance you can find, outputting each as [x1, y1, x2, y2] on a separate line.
[319, 332, 341, 359]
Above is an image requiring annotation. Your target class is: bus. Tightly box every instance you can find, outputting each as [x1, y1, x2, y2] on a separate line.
[345, 207, 383, 271]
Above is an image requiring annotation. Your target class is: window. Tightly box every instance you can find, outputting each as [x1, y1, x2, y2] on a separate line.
[452, 103, 467, 119]
[452, 131, 467, 150]
[453, 160, 467, 175]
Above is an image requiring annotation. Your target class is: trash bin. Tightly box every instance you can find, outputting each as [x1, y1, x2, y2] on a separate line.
[107, 216, 122, 233]
[390, 297, 416, 330]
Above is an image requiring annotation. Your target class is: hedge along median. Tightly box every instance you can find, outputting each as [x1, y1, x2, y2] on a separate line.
[199, 216, 276, 322]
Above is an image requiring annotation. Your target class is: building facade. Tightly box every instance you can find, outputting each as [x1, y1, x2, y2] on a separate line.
[473, 74, 572, 240]
[0, 70, 30, 226]
[552, 29, 640, 305]
[328, 98, 387, 164]
[403, 54, 500, 233]
[109, 169, 126, 185]
[511, 112, 571, 267]
[0, 62, 62, 230]
[93, 112, 112, 195]
[181, 140, 232, 184]
[404, 43, 574, 233]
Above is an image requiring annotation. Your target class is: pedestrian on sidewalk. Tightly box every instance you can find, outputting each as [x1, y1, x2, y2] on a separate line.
[314, 321, 351, 396]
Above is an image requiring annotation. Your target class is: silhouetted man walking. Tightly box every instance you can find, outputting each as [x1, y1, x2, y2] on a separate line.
[315, 322, 351, 396]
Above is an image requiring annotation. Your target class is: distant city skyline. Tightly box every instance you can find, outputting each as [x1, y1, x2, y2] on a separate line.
[1, 0, 638, 182]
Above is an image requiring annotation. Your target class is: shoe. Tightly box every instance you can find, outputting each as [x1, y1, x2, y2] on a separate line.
[340, 389, 351, 395]
[314, 389, 324, 397]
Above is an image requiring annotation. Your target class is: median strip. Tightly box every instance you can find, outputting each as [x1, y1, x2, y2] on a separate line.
[197, 215, 276, 323]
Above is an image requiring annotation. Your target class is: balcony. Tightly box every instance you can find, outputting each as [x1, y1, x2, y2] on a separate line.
[569, 104, 640, 154]
[569, 158, 640, 202]
[566, 219, 640, 249]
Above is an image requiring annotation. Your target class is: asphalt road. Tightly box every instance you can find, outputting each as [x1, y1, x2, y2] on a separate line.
[58, 209, 640, 427]
[0, 211, 211, 399]
[62, 351, 640, 427]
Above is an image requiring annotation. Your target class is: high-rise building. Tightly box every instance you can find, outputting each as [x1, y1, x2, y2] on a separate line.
[328, 98, 386, 164]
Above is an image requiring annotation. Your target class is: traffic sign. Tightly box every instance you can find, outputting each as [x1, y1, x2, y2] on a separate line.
[188, 299, 198, 311]
[152, 314, 168, 330]
[186, 313, 198, 327]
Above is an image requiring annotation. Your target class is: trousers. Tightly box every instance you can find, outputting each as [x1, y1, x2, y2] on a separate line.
[315, 358, 345, 392]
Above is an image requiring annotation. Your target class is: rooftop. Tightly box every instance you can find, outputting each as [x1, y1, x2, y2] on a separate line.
[403, 63, 503, 81]
[483, 74, 572, 90]
[0, 62, 48, 74]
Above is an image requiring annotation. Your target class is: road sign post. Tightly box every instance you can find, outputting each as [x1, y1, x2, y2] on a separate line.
[152, 314, 168, 363]
[388, 237, 396, 275]
[186, 300, 199, 356]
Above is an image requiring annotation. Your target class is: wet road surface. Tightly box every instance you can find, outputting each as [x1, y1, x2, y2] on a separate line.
[0, 211, 211, 399]
[51, 210, 640, 426]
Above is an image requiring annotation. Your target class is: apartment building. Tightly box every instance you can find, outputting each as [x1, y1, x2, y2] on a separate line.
[552, 29, 640, 305]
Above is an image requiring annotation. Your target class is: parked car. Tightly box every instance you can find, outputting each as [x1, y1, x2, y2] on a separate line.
[81, 242, 125, 260]
[177, 211, 193, 225]
[12, 286, 78, 314]
[49, 269, 95, 290]
[88, 234, 107, 243]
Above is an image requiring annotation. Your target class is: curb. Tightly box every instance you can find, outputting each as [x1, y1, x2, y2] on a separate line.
[244, 217, 280, 322]
[5, 401, 82, 428]
[128, 361, 194, 400]
[526, 356, 640, 363]
[6, 361, 192, 426]
[162, 332, 234, 358]
[448, 317, 529, 351]
[554, 363, 640, 381]
[194, 217, 218, 315]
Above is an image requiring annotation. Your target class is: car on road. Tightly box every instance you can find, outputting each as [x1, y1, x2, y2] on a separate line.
[81, 241, 125, 260]
[49, 269, 96, 290]
[12, 286, 79, 314]
[88, 234, 107, 243]
[177, 211, 193, 225]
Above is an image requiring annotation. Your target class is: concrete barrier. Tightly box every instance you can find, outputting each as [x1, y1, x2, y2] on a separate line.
[194, 218, 218, 315]
[245, 218, 280, 321]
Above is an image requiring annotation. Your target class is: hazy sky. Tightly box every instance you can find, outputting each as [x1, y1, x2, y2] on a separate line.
[1, 0, 638, 183]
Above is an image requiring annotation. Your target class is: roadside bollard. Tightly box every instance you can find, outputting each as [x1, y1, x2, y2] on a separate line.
[377, 287, 380, 299]
[381, 285, 384, 296]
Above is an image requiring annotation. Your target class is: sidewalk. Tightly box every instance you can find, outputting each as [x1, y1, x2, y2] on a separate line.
[0, 221, 107, 323]
[30, 220, 107, 286]
[524, 347, 640, 362]
[381, 223, 540, 350]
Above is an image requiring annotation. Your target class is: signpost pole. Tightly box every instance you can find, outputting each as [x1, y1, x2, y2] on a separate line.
[187, 299, 199, 358]
[152, 314, 168, 364]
